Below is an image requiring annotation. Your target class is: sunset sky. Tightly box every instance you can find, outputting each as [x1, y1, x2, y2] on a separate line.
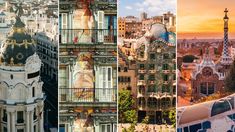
[178, 0, 235, 39]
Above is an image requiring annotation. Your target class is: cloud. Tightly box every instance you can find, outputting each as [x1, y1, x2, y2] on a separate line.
[136, 8, 144, 12]
[134, 0, 176, 16]
[125, 6, 133, 10]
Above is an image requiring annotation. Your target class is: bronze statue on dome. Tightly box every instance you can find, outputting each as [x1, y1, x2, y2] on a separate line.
[12, 3, 25, 27]
[14, 3, 23, 18]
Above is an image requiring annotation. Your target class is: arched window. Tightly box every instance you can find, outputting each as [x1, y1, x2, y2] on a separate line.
[200, 82, 215, 95]
[147, 97, 157, 108]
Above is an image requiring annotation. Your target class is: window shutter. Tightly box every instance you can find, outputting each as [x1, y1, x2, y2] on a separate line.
[98, 11, 104, 42]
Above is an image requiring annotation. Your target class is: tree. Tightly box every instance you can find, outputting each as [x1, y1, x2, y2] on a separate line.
[138, 116, 149, 132]
[225, 60, 235, 92]
[118, 90, 135, 123]
[141, 116, 149, 124]
[122, 123, 136, 132]
[121, 110, 137, 132]
[124, 110, 137, 123]
[169, 109, 176, 128]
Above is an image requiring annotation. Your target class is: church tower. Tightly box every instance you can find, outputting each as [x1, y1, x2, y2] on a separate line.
[0, 11, 45, 132]
[220, 8, 233, 65]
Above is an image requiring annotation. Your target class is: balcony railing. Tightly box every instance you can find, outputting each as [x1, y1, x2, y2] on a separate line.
[17, 119, 24, 123]
[60, 88, 117, 103]
[60, 0, 117, 3]
[59, 29, 117, 44]
[147, 104, 158, 109]
[138, 69, 146, 73]
[95, 0, 117, 2]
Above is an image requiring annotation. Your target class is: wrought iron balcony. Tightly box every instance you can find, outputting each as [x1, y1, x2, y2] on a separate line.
[17, 119, 24, 123]
[95, 0, 117, 2]
[59, 29, 117, 45]
[147, 104, 158, 109]
[60, 0, 117, 3]
[59, 88, 117, 103]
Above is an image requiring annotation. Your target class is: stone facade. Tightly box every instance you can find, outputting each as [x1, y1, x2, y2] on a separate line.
[59, 0, 117, 131]
[0, 14, 44, 132]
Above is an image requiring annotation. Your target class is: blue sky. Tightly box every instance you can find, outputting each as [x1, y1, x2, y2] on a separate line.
[118, 0, 176, 17]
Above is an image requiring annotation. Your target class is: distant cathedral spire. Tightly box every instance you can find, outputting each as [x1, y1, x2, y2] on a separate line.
[221, 8, 233, 65]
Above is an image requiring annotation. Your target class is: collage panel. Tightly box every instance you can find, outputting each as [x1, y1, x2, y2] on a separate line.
[118, 0, 176, 131]
[58, 0, 117, 132]
[177, 0, 235, 132]
[0, 0, 58, 132]
[1, 0, 235, 132]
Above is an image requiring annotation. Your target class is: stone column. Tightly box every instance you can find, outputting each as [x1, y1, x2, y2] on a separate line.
[26, 105, 34, 132]
[11, 112, 16, 132]
[30, 111, 34, 132]
[39, 110, 44, 132]
[7, 112, 10, 132]
[26, 111, 30, 132]
[37, 101, 44, 132]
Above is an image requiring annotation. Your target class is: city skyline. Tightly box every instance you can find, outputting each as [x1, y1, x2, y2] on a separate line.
[178, 0, 235, 39]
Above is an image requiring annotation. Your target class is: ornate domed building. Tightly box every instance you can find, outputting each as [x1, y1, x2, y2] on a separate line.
[0, 14, 45, 131]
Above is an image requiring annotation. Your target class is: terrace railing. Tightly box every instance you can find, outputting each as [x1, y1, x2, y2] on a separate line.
[59, 29, 117, 44]
[59, 88, 117, 103]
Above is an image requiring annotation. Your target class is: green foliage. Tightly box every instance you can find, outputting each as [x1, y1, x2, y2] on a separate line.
[124, 110, 137, 123]
[225, 60, 235, 92]
[119, 90, 137, 131]
[141, 116, 149, 124]
[169, 109, 176, 128]
[122, 124, 136, 132]
[141, 116, 149, 131]
[118, 90, 135, 123]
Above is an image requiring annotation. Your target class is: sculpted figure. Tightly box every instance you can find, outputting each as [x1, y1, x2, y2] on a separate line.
[73, 0, 94, 43]
[72, 52, 94, 101]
